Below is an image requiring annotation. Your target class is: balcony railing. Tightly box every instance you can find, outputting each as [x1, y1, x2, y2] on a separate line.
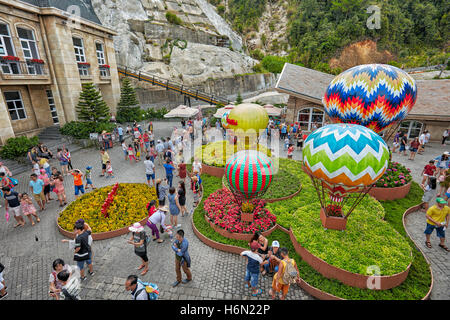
[0, 60, 48, 76]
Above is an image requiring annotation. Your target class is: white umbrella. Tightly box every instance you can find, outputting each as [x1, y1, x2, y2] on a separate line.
[263, 104, 282, 116]
[213, 104, 235, 118]
[164, 105, 200, 118]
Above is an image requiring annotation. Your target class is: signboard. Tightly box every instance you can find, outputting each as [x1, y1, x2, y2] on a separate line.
[89, 133, 98, 140]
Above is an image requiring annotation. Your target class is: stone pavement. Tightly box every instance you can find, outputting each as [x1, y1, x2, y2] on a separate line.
[0, 121, 311, 301]
[1, 121, 448, 300]
[392, 141, 449, 300]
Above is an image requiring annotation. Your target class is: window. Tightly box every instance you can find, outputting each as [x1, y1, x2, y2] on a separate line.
[0, 23, 19, 74]
[96, 42, 110, 77]
[17, 27, 42, 75]
[297, 107, 325, 131]
[399, 120, 423, 139]
[4, 91, 26, 120]
[72, 37, 86, 62]
[46, 89, 59, 124]
[96, 42, 105, 65]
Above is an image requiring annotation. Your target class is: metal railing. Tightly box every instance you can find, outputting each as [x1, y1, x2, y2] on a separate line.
[117, 65, 230, 106]
[0, 60, 48, 76]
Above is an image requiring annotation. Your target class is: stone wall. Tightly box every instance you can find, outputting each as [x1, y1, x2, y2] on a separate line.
[133, 72, 277, 107]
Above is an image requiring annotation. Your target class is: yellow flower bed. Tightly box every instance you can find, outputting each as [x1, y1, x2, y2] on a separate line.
[195, 140, 271, 167]
[58, 183, 157, 233]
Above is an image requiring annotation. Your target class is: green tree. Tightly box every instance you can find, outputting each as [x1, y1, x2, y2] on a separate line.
[76, 82, 109, 123]
[236, 92, 243, 104]
[118, 77, 139, 107]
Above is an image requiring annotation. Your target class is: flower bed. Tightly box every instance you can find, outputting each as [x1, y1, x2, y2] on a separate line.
[195, 140, 270, 168]
[374, 161, 412, 188]
[58, 183, 157, 234]
[192, 166, 432, 299]
[203, 188, 276, 234]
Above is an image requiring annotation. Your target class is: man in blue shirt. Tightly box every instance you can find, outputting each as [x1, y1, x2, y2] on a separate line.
[29, 173, 46, 211]
[171, 229, 192, 287]
[163, 160, 175, 187]
[240, 241, 264, 296]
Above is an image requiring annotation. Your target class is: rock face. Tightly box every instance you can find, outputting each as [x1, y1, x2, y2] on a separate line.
[90, 0, 256, 85]
[170, 43, 256, 85]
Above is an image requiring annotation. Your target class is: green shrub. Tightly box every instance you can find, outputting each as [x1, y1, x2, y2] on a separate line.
[60, 121, 115, 139]
[250, 49, 264, 61]
[252, 62, 266, 73]
[0, 136, 39, 159]
[261, 55, 287, 73]
[142, 107, 168, 120]
[217, 4, 225, 15]
[165, 11, 183, 25]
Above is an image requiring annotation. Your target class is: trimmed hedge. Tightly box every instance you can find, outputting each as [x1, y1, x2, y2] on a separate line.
[60, 121, 116, 139]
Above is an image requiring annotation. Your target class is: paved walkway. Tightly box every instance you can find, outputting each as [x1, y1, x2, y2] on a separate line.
[391, 141, 449, 300]
[0, 121, 310, 300]
[1, 122, 448, 300]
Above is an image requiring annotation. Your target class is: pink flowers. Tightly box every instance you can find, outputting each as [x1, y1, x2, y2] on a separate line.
[204, 188, 276, 234]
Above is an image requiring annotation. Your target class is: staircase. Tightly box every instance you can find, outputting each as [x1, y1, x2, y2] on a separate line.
[0, 126, 83, 176]
[118, 66, 230, 106]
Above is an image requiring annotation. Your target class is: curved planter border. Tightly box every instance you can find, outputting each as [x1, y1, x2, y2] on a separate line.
[201, 164, 225, 177]
[221, 180, 302, 203]
[56, 215, 149, 241]
[402, 202, 434, 300]
[368, 182, 411, 201]
[286, 225, 412, 290]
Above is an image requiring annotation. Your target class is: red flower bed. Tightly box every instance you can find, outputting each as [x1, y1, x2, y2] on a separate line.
[100, 64, 110, 68]
[204, 188, 276, 234]
[325, 204, 343, 217]
[30, 58, 44, 64]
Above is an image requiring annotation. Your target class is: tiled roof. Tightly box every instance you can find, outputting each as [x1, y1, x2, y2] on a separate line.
[275, 63, 334, 103]
[276, 63, 450, 120]
[19, 0, 101, 25]
[407, 80, 450, 120]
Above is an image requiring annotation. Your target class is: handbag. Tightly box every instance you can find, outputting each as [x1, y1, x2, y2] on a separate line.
[8, 176, 18, 186]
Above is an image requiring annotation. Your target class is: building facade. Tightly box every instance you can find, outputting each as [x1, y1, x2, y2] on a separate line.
[276, 63, 450, 141]
[0, 0, 120, 145]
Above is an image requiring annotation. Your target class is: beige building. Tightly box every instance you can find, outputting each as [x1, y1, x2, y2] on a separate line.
[0, 0, 120, 145]
[275, 63, 450, 141]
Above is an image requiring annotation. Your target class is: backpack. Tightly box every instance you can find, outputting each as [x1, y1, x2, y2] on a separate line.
[281, 259, 298, 285]
[136, 279, 159, 300]
[0, 262, 4, 273]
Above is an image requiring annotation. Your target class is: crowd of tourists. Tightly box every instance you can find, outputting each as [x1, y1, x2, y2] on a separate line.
[0, 117, 448, 300]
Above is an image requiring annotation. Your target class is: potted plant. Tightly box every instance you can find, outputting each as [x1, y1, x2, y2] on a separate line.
[240, 202, 254, 223]
[320, 204, 347, 230]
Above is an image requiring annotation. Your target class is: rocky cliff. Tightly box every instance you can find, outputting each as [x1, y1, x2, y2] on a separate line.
[90, 0, 256, 86]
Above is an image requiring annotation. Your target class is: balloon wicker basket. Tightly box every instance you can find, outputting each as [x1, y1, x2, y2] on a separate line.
[320, 207, 347, 231]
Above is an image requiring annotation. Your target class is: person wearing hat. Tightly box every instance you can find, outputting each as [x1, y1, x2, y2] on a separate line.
[240, 241, 264, 296]
[424, 197, 450, 251]
[128, 222, 149, 275]
[84, 166, 95, 190]
[263, 240, 282, 275]
[147, 205, 169, 243]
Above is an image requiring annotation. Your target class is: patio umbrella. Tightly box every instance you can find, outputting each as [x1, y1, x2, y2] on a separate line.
[164, 105, 200, 118]
[263, 104, 282, 117]
[213, 105, 235, 118]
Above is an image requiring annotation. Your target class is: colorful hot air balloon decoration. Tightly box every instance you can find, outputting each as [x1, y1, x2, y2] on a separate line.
[225, 150, 273, 201]
[221, 110, 231, 129]
[226, 103, 269, 135]
[302, 123, 389, 230]
[323, 64, 417, 134]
